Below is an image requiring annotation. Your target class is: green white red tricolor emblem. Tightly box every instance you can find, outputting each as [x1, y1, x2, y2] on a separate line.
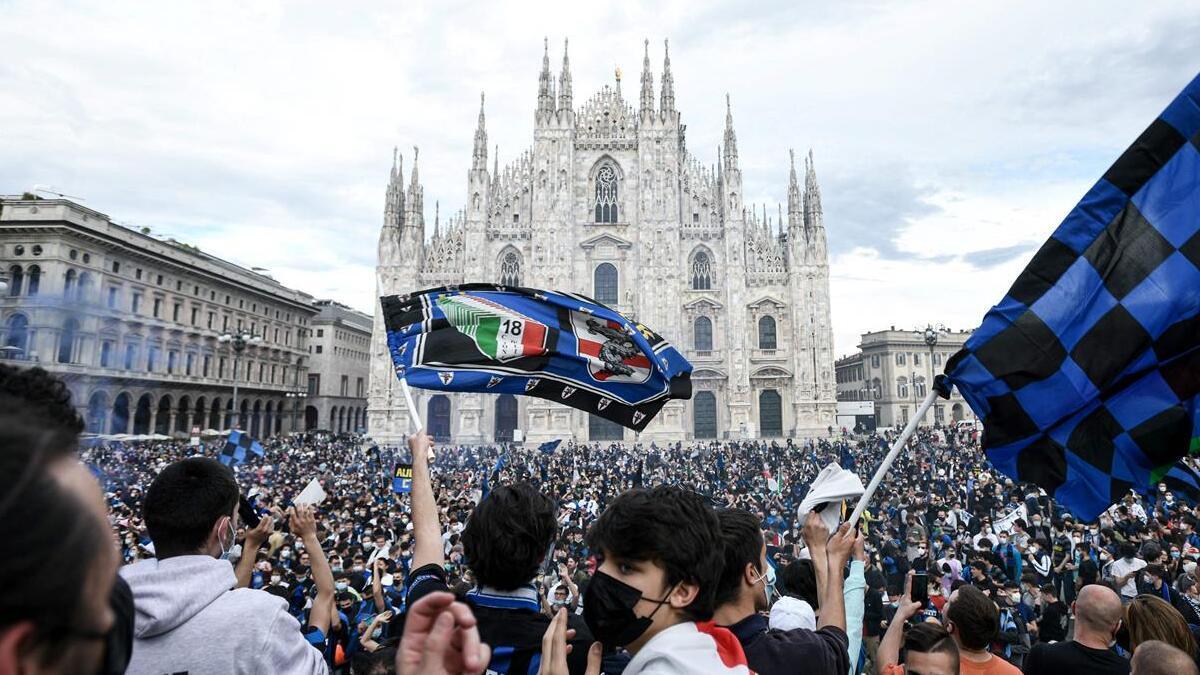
[436, 294, 549, 362]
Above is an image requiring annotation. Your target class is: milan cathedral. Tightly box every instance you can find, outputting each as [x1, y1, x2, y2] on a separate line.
[368, 39, 836, 444]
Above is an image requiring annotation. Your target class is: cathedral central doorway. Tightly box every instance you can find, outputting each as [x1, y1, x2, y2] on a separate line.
[693, 391, 717, 439]
[494, 394, 518, 442]
[589, 414, 624, 441]
[428, 395, 451, 442]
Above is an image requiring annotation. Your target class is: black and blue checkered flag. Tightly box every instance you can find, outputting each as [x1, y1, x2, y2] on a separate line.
[945, 72, 1200, 520]
[219, 430, 265, 467]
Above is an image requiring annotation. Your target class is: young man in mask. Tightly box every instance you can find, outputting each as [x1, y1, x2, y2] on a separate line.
[583, 485, 754, 674]
[121, 457, 330, 674]
[711, 509, 853, 675]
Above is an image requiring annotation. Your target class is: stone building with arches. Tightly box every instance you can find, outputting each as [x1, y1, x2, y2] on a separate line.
[0, 197, 319, 438]
[369, 39, 836, 444]
[305, 299, 372, 434]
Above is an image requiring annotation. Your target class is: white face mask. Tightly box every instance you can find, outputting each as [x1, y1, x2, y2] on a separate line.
[218, 517, 237, 561]
[753, 563, 777, 606]
[270, 575, 282, 585]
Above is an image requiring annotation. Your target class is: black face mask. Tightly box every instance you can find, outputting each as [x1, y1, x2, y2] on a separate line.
[583, 570, 675, 647]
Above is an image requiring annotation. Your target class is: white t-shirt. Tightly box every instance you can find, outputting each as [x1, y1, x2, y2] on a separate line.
[1109, 556, 1146, 597]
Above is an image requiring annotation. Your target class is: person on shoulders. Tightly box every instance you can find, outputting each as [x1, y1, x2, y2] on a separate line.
[121, 457, 329, 674]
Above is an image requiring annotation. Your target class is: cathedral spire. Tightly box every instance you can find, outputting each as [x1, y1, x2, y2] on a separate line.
[433, 200, 440, 239]
[787, 148, 802, 230]
[639, 38, 654, 116]
[407, 145, 423, 215]
[537, 37, 553, 120]
[384, 147, 405, 230]
[558, 38, 573, 113]
[659, 38, 675, 115]
[472, 92, 488, 173]
[723, 93, 739, 170]
[803, 149, 823, 230]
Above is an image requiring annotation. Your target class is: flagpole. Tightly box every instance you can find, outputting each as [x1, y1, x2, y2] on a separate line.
[400, 379, 423, 433]
[847, 386, 939, 528]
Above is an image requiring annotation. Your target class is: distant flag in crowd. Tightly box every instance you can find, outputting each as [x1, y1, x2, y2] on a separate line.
[839, 444, 856, 471]
[393, 463, 414, 494]
[945, 72, 1200, 520]
[481, 453, 507, 499]
[381, 284, 693, 432]
[218, 430, 264, 467]
[539, 439, 562, 455]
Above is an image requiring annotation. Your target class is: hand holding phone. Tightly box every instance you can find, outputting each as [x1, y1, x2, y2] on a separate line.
[910, 572, 929, 607]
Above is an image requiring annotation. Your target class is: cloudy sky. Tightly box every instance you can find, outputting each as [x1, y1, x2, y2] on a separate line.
[2, 1, 1197, 355]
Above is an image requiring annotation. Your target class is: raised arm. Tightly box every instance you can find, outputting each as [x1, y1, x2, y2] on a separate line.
[877, 572, 922, 674]
[291, 505, 334, 636]
[373, 558, 388, 613]
[410, 431, 445, 570]
[820, 522, 854, 633]
[803, 512, 831, 621]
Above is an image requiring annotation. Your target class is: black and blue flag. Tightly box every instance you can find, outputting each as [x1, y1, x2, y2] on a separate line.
[382, 284, 692, 431]
[219, 430, 264, 467]
[945, 72, 1200, 520]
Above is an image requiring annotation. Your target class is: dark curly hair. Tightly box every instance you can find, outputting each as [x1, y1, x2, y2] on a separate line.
[713, 508, 765, 608]
[460, 483, 557, 590]
[587, 485, 724, 621]
[0, 364, 84, 437]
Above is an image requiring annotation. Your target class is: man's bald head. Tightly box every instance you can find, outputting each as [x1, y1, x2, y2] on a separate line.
[1075, 584, 1123, 634]
[1132, 640, 1200, 675]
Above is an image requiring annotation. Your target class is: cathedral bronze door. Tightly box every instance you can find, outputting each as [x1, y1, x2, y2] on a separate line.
[428, 395, 451, 441]
[494, 394, 518, 442]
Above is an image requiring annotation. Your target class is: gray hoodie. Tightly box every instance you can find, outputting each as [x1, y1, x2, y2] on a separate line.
[120, 555, 329, 675]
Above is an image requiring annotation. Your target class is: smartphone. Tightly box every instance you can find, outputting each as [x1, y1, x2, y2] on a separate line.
[238, 495, 261, 529]
[911, 572, 929, 607]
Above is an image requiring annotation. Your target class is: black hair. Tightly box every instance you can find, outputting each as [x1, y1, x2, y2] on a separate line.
[903, 621, 959, 667]
[587, 485, 724, 621]
[351, 646, 397, 675]
[713, 509, 765, 608]
[0, 365, 84, 437]
[0, 416, 108, 668]
[946, 585, 999, 649]
[777, 559, 819, 609]
[460, 483, 556, 590]
[144, 457, 239, 559]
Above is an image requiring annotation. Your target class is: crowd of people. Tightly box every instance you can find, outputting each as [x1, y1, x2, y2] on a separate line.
[4, 363, 1200, 675]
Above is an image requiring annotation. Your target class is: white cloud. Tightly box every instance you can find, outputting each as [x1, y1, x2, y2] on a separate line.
[1, 0, 1196, 347]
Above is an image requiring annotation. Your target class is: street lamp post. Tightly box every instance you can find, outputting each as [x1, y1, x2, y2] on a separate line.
[915, 323, 947, 426]
[218, 332, 261, 430]
[285, 389, 306, 433]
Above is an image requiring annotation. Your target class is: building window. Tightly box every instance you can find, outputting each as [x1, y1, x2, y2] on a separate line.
[31, 245, 42, 256]
[316, 329, 323, 338]
[218, 357, 226, 378]
[896, 353, 905, 366]
[4, 314, 30, 354]
[191, 307, 198, 325]
[173, 304, 181, 322]
[691, 250, 713, 290]
[934, 405, 945, 423]
[135, 269, 142, 280]
[871, 354, 880, 369]
[594, 263, 618, 305]
[340, 375, 349, 396]
[6, 266, 22, 296]
[26, 266, 40, 295]
[132, 294, 141, 314]
[112, 261, 120, 273]
[124, 345, 137, 370]
[203, 355, 211, 377]
[356, 377, 364, 398]
[594, 165, 618, 223]
[156, 274, 163, 285]
[147, 346, 159, 372]
[897, 377, 909, 399]
[64, 269, 78, 298]
[872, 378, 882, 400]
[315, 345, 323, 354]
[167, 351, 178, 374]
[185, 353, 195, 375]
[208, 312, 215, 329]
[308, 374, 320, 396]
[100, 341, 113, 368]
[152, 298, 161, 318]
[106, 287, 118, 309]
[934, 352, 942, 365]
[694, 316, 713, 351]
[758, 316, 777, 350]
[499, 250, 522, 286]
[692, 212, 700, 224]
[270, 364, 277, 383]
[914, 352, 921, 366]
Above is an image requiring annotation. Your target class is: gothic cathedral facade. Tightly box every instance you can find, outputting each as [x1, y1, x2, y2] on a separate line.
[368, 39, 836, 445]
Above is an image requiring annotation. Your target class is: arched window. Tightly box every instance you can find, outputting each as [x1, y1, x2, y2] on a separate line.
[897, 377, 909, 399]
[758, 316, 777, 350]
[499, 250, 522, 286]
[4, 314, 29, 354]
[692, 251, 713, 290]
[77, 272, 93, 302]
[64, 269, 77, 298]
[694, 316, 713, 351]
[895, 353, 906, 366]
[26, 265, 40, 296]
[594, 165, 618, 223]
[7, 266, 22, 296]
[594, 263, 618, 305]
[914, 376, 927, 398]
[58, 318, 79, 364]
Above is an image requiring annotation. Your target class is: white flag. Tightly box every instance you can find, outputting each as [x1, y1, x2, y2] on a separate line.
[293, 478, 327, 506]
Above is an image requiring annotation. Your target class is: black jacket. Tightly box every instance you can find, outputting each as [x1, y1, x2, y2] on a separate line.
[726, 613, 849, 675]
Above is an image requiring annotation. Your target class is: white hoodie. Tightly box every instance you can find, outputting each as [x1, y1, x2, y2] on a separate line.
[624, 621, 754, 675]
[120, 555, 329, 675]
